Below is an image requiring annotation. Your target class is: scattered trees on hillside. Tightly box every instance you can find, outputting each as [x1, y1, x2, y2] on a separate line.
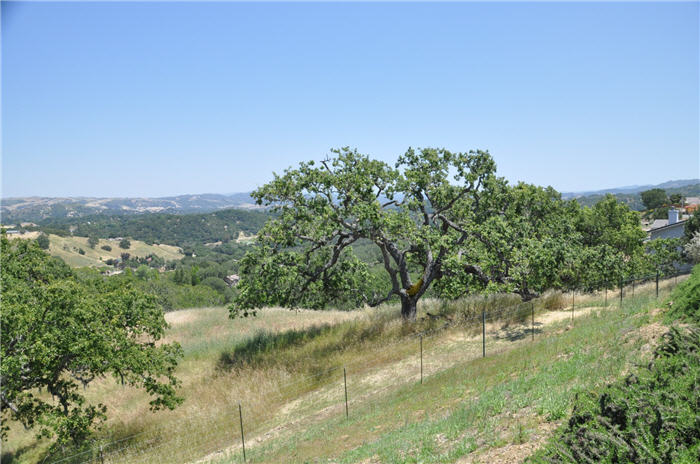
[0, 237, 183, 446]
[119, 238, 131, 249]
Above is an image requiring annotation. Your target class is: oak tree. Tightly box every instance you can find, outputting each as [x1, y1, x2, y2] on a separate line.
[0, 236, 182, 446]
[231, 148, 576, 320]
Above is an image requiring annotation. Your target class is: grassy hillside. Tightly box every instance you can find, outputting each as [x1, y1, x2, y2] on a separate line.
[45, 234, 182, 268]
[3, 276, 686, 464]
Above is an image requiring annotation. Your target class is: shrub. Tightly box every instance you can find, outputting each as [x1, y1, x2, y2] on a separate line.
[101, 245, 112, 252]
[529, 325, 700, 464]
[684, 231, 700, 263]
[78, 248, 86, 255]
[540, 291, 567, 310]
[119, 238, 131, 249]
[667, 264, 700, 323]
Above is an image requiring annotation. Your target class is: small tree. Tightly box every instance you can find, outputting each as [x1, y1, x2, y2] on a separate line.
[87, 235, 99, 249]
[119, 238, 131, 249]
[684, 209, 700, 243]
[684, 231, 700, 263]
[0, 237, 182, 446]
[640, 188, 667, 210]
[36, 232, 50, 250]
[669, 193, 683, 205]
[101, 244, 112, 252]
[644, 238, 682, 276]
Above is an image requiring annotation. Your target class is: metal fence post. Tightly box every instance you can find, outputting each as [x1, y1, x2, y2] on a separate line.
[656, 271, 659, 298]
[238, 403, 246, 463]
[343, 367, 349, 419]
[619, 279, 623, 305]
[482, 310, 486, 358]
[420, 335, 423, 384]
[632, 278, 635, 296]
[605, 285, 608, 307]
[531, 302, 534, 341]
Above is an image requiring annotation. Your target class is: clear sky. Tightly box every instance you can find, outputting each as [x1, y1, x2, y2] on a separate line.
[2, 1, 698, 198]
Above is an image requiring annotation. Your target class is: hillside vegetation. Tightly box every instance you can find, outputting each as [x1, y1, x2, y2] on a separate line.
[46, 234, 182, 268]
[4, 275, 686, 464]
[37, 208, 271, 247]
[530, 266, 700, 463]
[572, 183, 700, 210]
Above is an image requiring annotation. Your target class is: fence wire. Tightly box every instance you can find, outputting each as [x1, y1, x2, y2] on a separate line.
[40, 270, 690, 464]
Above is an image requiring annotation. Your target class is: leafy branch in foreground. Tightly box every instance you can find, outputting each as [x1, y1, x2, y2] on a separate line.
[0, 235, 183, 446]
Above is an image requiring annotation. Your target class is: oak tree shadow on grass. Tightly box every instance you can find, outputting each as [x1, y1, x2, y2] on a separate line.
[215, 315, 416, 374]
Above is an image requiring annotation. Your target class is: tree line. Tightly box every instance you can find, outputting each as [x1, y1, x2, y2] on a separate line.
[231, 148, 692, 320]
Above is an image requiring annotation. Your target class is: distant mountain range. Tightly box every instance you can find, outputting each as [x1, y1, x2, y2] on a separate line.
[0, 193, 258, 224]
[3, 179, 699, 224]
[561, 179, 700, 199]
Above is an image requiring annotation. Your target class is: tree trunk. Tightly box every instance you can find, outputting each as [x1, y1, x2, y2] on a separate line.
[400, 296, 417, 321]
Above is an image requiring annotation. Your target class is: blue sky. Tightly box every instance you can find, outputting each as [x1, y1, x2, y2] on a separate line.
[2, 1, 698, 198]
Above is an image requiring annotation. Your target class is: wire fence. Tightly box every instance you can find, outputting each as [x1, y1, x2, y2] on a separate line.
[40, 268, 691, 464]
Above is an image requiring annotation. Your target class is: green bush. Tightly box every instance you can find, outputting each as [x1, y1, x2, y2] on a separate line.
[36, 232, 50, 249]
[529, 326, 700, 464]
[667, 264, 700, 323]
[101, 244, 112, 251]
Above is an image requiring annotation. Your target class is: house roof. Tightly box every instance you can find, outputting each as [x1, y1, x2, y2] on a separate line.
[648, 219, 687, 234]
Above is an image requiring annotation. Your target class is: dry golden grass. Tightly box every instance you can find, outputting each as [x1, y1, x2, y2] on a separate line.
[44, 235, 183, 268]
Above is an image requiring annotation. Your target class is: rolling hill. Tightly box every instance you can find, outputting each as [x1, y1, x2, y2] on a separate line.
[0, 193, 258, 223]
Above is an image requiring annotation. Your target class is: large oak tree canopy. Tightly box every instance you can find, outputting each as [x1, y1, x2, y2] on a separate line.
[232, 147, 576, 320]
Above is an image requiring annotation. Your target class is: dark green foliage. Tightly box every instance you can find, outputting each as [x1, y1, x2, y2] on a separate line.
[77, 248, 85, 255]
[201, 276, 228, 293]
[100, 244, 112, 251]
[0, 237, 182, 447]
[640, 188, 668, 210]
[118, 238, 131, 249]
[77, 269, 227, 311]
[669, 193, 683, 205]
[38, 208, 271, 247]
[530, 325, 700, 464]
[87, 235, 99, 249]
[685, 209, 700, 243]
[36, 232, 50, 249]
[666, 264, 700, 323]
